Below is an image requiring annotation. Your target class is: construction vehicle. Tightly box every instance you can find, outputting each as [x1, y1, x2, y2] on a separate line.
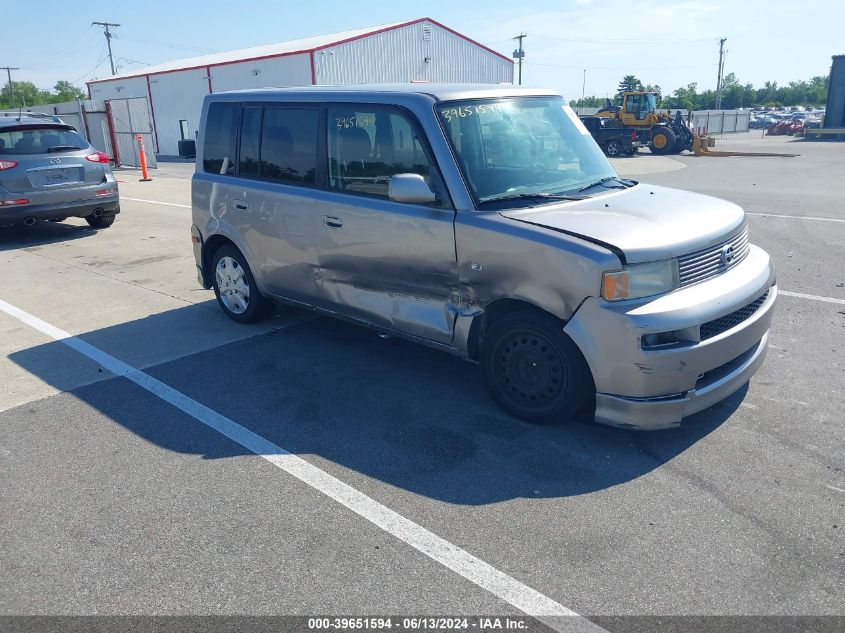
[596, 91, 695, 154]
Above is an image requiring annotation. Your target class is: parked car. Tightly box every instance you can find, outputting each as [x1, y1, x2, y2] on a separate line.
[0, 114, 119, 228]
[579, 116, 648, 156]
[191, 85, 776, 430]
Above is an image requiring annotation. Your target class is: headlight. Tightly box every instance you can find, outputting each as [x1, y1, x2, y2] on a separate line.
[602, 259, 679, 301]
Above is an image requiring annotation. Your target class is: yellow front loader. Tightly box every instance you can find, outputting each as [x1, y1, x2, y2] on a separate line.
[597, 92, 694, 154]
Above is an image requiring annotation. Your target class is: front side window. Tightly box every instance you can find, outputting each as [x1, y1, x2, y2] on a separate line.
[437, 97, 615, 204]
[326, 106, 436, 200]
[203, 102, 239, 175]
[0, 125, 87, 155]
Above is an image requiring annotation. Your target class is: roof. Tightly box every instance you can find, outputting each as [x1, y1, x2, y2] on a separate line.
[0, 113, 67, 127]
[206, 83, 559, 103]
[88, 18, 511, 85]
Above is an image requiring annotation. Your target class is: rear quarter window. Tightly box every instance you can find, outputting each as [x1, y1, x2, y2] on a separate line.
[203, 102, 239, 175]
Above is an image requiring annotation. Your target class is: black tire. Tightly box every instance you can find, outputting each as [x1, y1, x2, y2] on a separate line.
[85, 214, 115, 228]
[605, 140, 623, 157]
[650, 127, 676, 154]
[481, 310, 594, 424]
[624, 148, 637, 155]
[211, 244, 273, 323]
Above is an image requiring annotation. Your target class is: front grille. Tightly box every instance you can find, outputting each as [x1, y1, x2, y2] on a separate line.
[696, 344, 758, 388]
[678, 227, 749, 287]
[700, 290, 769, 341]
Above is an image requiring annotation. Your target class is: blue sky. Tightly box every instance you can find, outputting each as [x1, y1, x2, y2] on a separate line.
[8, 0, 843, 98]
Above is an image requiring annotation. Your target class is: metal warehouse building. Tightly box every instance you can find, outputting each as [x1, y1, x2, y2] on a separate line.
[87, 18, 513, 156]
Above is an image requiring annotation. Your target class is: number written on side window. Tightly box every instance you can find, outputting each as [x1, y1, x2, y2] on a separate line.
[327, 107, 435, 201]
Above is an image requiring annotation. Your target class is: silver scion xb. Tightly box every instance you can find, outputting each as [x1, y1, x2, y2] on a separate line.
[191, 85, 776, 430]
[0, 114, 119, 229]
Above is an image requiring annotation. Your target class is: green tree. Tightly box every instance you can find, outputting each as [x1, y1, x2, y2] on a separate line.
[665, 82, 698, 110]
[617, 75, 642, 95]
[53, 80, 86, 102]
[569, 95, 606, 109]
[0, 81, 51, 109]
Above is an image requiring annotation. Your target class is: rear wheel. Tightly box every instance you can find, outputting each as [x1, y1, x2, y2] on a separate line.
[650, 127, 676, 154]
[481, 310, 594, 424]
[85, 214, 115, 228]
[211, 244, 273, 323]
[605, 140, 623, 157]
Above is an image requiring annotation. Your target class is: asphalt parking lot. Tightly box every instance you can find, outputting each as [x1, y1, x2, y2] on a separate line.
[1, 132, 843, 631]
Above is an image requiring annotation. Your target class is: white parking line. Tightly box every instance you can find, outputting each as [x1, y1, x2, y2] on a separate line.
[747, 212, 845, 223]
[122, 196, 191, 209]
[0, 297, 601, 633]
[779, 290, 845, 306]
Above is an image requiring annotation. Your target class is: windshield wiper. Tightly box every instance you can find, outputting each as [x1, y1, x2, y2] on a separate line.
[46, 145, 83, 153]
[478, 192, 587, 206]
[577, 176, 634, 192]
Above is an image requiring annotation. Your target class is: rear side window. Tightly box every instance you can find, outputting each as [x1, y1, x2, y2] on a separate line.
[0, 125, 87, 155]
[203, 102, 239, 175]
[238, 107, 261, 178]
[261, 108, 319, 184]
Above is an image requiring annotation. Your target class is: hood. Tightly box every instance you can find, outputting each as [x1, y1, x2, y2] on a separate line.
[499, 184, 746, 263]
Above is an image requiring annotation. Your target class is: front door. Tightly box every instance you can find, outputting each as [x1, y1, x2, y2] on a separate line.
[314, 105, 459, 345]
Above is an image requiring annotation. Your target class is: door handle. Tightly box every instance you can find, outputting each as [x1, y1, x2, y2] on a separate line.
[233, 199, 248, 210]
[322, 215, 343, 229]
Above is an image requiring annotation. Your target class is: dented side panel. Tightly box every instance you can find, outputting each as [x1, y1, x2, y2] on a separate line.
[453, 211, 620, 326]
[310, 189, 459, 344]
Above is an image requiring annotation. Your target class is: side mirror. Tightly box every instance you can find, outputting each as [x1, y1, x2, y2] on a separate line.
[388, 173, 436, 204]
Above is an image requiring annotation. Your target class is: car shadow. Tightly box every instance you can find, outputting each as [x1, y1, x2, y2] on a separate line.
[8, 304, 744, 505]
[0, 220, 101, 251]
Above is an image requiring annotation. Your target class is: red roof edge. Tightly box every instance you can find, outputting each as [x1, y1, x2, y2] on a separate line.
[86, 17, 512, 87]
[310, 17, 514, 65]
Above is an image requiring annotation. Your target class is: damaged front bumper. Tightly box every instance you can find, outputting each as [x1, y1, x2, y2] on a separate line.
[564, 245, 777, 430]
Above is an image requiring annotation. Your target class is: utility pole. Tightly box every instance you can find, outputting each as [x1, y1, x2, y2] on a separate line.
[580, 69, 587, 114]
[1, 66, 18, 108]
[715, 37, 726, 110]
[92, 21, 120, 76]
[512, 34, 526, 86]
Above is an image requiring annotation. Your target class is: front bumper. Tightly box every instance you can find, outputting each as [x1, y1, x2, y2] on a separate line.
[564, 245, 776, 430]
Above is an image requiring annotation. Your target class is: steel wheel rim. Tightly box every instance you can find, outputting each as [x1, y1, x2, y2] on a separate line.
[653, 133, 667, 149]
[498, 331, 566, 408]
[607, 142, 620, 156]
[215, 256, 250, 314]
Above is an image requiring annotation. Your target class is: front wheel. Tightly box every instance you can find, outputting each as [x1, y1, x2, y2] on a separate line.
[211, 245, 273, 323]
[650, 127, 676, 154]
[481, 310, 594, 424]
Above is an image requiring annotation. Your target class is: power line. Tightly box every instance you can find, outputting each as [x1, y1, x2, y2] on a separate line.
[527, 33, 718, 43]
[72, 42, 109, 83]
[92, 21, 120, 75]
[530, 62, 714, 71]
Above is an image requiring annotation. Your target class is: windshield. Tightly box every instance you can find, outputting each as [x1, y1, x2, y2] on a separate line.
[437, 97, 616, 204]
[644, 93, 657, 113]
[0, 125, 87, 155]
